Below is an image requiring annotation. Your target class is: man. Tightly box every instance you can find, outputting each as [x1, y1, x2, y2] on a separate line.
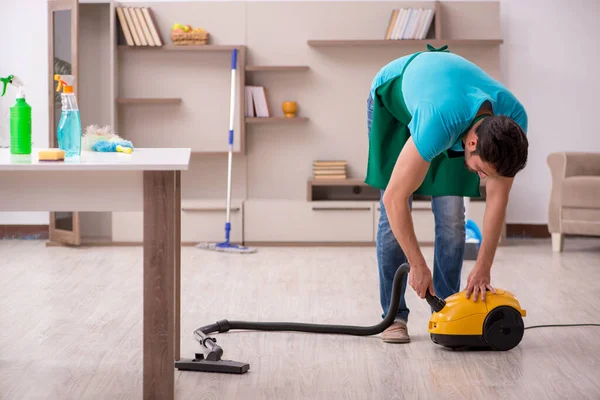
[365, 45, 528, 343]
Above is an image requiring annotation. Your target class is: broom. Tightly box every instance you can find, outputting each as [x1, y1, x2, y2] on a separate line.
[196, 49, 256, 254]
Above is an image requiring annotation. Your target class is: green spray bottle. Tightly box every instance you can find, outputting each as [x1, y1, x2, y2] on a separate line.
[1, 75, 32, 155]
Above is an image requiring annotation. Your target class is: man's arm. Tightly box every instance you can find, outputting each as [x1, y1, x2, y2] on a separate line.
[465, 175, 514, 301]
[382, 137, 433, 298]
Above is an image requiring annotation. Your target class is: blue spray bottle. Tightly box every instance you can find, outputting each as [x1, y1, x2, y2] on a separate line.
[54, 74, 81, 158]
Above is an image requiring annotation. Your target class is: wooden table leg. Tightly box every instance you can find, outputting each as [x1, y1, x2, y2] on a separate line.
[143, 171, 176, 400]
[174, 171, 181, 361]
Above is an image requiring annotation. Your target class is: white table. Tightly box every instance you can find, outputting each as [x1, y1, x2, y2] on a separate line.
[0, 148, 191, 400]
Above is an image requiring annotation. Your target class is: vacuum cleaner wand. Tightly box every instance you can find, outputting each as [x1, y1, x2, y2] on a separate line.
[175, 263, 411, 374]
[425, 291, 446, 312]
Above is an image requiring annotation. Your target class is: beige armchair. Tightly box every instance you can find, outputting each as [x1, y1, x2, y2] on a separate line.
[547, 152, 600, 252]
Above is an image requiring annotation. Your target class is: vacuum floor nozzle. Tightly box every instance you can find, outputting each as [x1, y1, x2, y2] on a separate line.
[175, 355, 249, 374]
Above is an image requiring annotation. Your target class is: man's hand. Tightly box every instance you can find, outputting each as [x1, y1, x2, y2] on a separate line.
[409, 263, 435, 299]
[465, 265, 495, 302]
[465, 175, 513, 302]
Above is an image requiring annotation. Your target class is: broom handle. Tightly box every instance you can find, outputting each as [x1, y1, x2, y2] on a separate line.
[225, 49, 237, 241]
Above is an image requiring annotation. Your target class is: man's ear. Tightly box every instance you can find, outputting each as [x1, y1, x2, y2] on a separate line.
[465, 130, 478, 152]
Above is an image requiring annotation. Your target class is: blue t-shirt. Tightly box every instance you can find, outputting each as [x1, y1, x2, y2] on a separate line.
[370, 52, 528, 162]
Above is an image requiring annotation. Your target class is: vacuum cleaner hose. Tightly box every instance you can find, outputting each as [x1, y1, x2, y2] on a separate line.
[195, 263, 410, 337]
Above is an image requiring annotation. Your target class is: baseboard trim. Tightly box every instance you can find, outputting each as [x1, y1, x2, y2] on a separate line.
[243, 241, 377, 247]
[46, 240, 121, 247]
[506, 224, 550, 238]
[1, 225, 49, 240]
[243, 241, 438, 247]
[47, 240, 245, 247]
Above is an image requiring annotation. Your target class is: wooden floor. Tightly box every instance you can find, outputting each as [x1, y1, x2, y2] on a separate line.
[1, 238, 600, 400]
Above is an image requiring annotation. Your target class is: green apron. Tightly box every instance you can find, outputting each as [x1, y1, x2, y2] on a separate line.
[365, 45, 481, 198]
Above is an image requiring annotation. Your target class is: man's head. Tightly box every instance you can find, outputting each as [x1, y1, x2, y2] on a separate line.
[463, 115, 528, 179]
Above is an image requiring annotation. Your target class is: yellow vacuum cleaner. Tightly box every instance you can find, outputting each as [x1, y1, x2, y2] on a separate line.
[425, 289, 526, 351]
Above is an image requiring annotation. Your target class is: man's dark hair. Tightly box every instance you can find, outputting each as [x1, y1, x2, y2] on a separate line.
[473, 115, 528, 177]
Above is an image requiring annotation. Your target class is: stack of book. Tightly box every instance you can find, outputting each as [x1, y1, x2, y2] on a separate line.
[116, 7, 164, 47]
[384, 8, 435, 40]
[313, 160, 347, 180]
[245, 86, 270, 118]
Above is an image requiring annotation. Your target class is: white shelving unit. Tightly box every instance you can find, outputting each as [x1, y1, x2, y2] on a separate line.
[62, 0, 503, 245]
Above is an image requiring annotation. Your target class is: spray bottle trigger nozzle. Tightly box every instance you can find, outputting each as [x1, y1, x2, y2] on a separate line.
[0, 75, 14, 97]
[54, 75, 63, 92]
[54, 74, 75, 93]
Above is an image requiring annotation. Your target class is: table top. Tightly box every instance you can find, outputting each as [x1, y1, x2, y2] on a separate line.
[0, 148, 191, 171]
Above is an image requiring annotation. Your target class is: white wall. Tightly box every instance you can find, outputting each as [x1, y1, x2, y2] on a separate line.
[500, 0, 600, 223]
[0, 0, 49, 224]
[1, 0, 599, 225]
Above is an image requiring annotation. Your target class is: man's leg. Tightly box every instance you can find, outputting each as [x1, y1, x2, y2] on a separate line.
[431, 196, 466, 300]
[377, 191, 413, 343]
[377, 191, 412, 321]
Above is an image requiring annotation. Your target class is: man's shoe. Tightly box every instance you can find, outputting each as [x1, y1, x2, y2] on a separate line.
[382, 320, 410, 343]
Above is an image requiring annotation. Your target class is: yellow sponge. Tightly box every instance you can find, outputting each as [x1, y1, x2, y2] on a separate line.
[38, 149, 65, 161]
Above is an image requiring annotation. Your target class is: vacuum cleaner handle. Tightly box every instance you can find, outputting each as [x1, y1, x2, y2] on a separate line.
[425, 290, 446, 312]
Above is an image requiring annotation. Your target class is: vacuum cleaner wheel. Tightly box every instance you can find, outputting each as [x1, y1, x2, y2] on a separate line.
[482, 306, 524, 351]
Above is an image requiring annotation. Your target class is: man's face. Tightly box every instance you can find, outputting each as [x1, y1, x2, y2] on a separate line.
[464, 151, 497, 179]
[464, 134, 498, 179]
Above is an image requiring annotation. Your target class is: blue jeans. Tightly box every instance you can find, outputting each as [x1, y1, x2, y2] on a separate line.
[368, 95, 465, 322]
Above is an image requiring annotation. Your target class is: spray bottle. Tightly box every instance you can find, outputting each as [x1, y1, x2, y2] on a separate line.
[1, 75, 32, 155]
[54, 74, 81, 158]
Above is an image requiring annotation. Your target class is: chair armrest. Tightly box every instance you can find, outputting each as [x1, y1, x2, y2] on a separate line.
[561, 152, 600, 178]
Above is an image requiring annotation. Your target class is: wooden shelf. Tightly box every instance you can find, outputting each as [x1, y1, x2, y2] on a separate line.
[307, 39, 503, 47]
[116, 98, 182, 105]
[245, 65, 309, 72]
[118, 44, 244, 52]
[246, 117, 309, 124]
[307, 178, 378, 201]
[308, 178, 366, 187]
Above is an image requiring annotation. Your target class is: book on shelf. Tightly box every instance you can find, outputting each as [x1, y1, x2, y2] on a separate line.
[141, 8, 163, 46]
[314, 174, 347, 180]
[313, 160, 347, 180]
[135, 8, 154, 46]
[314, 170, 346, 175]
[384, 7, 434, 40]
[384, 9, 398, 40]
[130, 8, 147, 46]
[245, 86, 270, 118]
[313, 160, 347, 167]
[117, 6, 164, 47]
